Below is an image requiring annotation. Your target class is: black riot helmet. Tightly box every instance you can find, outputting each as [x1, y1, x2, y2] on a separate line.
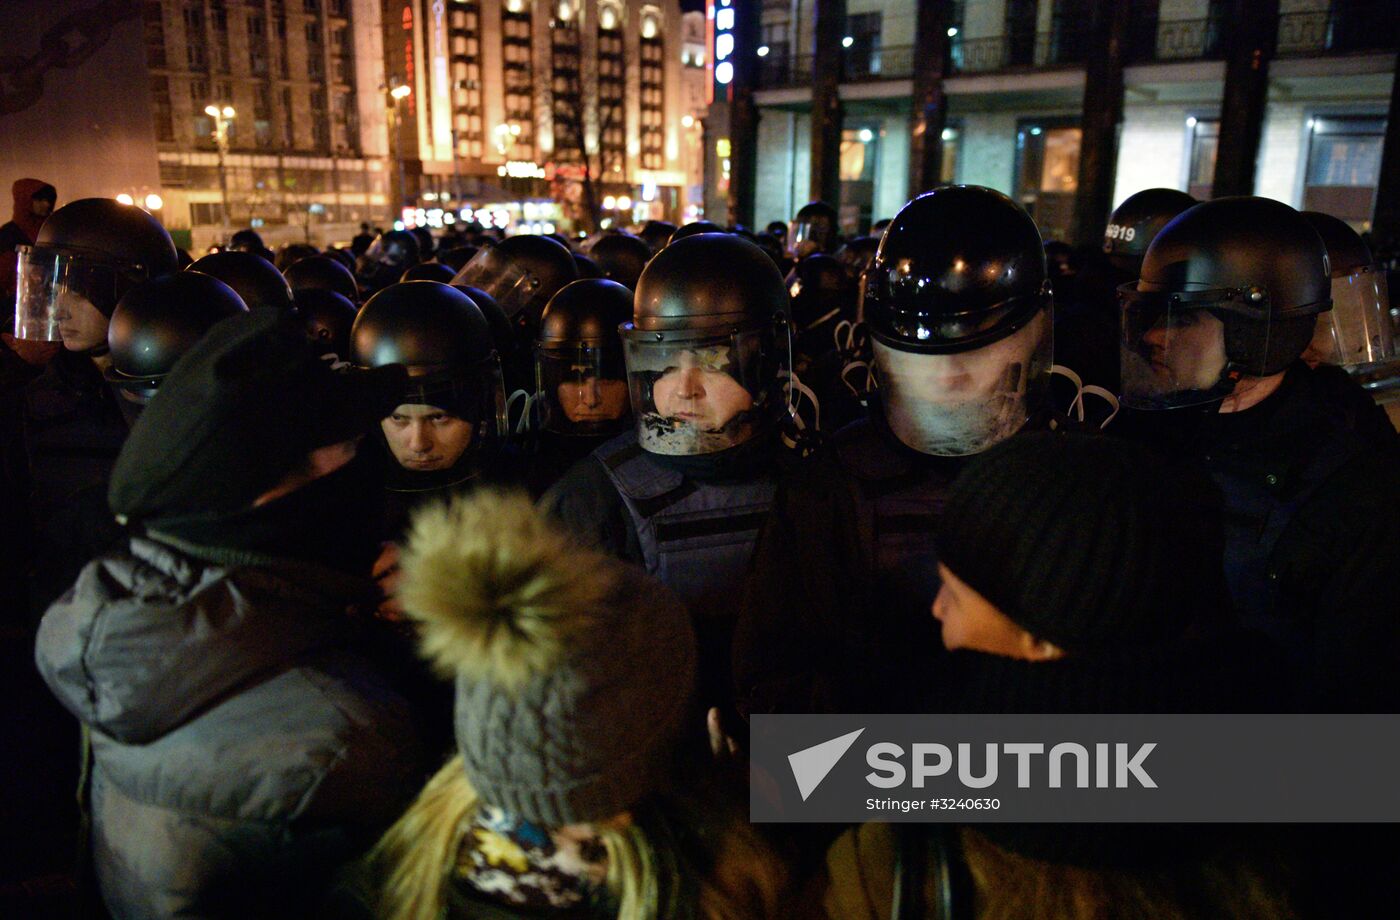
[638, 220, 678, 255]
[1299, 211, 1392, 369]
[1103, 188, 1197, 274]
[15, 198, 180, 341]
[449, 233, 578, 325]
[350, 281, 506, 444]
[284, 254, 359, 303]
[274, 243, 321, 272]
[865, 186, 1051, 354]
[436, 245, 479, 272]
[834, 235, 879, 282]
[573, 253, 603, 279]
[624, 233, 790, 456]
[535, 279, 635, 436]
[229, 229, 275, 263]
[790, 201, 839, 258]
[785, 254, 854, 333]
[410, 226, 436, 261]
[356, 229, 422, 294]
[1120, 197, 1332, 410]
[667, 221, 726, 247]
[589, 233, 651, 290]
[295, 288, 358, 361]
[105, 271, 249, 412]
[401, 261, 458, 284]
[189, 250, 295, 315]
[863, 186, 1055, 457]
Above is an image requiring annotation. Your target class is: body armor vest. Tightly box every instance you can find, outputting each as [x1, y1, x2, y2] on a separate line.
[595, 433, 777, 618]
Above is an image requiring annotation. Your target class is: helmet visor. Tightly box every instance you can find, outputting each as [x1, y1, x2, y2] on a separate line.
[1317, 267, 1394, 370]
[790, 221, 830, 258]
[536, 346, 631, 436]
[14, 246, 118, 342]
[622, 326, 780, 455]
[450, 247, 540, 319]
[872, 306, 1052, 456]
[1119, 284, 1236, 409]
[396, 356, 509, 442]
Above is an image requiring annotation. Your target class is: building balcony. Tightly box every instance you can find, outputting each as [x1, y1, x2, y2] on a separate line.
[843, 45, 915, 82]
[948, 28, 1089, 74]
[1127, 15, 1228, 63]
[755, 45, 915, 90]
[1275, 2, 1398, 57]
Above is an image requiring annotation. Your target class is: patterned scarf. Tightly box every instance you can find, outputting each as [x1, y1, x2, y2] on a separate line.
[457, 805, 610, 910]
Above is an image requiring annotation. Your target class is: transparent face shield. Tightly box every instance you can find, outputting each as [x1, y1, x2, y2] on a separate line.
[450, 247, 542, 319]
[14, 245, 120, 342]
[872, 307, 1053, 456]
[400, 356, 510, 445]
[790, 220, 831, 259]
[622, 327, 781, 455]
[535, 345, 632, 436]
[1119, 285, 1252, 410]
[1310, 267, 1394, 370]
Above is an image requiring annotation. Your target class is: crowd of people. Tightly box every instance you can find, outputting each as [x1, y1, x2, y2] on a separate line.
[2, 173, 1398, 918]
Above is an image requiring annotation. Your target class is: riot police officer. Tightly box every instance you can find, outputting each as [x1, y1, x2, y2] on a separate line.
[734, 186, 1059, 716]
[1060, 188, 1198, 392]
[189, 250, 295, 315]
[355, 229, 422, 296]
[284, 254, 360, 304]
[294, 288, 358, 363]
[1299, 210, 1395, 372]
[449, 233, 578, 352]
[523, 279, 634, 494]
[785, 253, 862, 432]
[106, 271, 249, 424]
[1116, 196, 1400, 710]
[544, 233, 793, 704]
[588, 232, 651, 290]
[790, 201, 839, 259]
[8, 198, 179, 617]
[349, 281, 511, 535]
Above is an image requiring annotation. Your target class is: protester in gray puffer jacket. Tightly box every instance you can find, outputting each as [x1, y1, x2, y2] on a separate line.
[35, 310, 427, 919]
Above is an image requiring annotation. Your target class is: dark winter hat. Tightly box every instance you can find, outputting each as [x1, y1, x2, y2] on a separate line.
[936, 431, 1227, 651]
[109, 310, 406, 522]
[400, 491, 697, 827]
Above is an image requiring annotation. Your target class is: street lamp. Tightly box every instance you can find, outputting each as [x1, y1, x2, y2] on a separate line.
[387, 82, 412, 220]
[205, 104, 236, 243]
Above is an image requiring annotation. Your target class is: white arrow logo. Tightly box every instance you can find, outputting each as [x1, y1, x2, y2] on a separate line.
[788, 728, 866, 801]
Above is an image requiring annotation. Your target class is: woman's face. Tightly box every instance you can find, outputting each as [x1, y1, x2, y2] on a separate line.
[931, 564, 1062, 661]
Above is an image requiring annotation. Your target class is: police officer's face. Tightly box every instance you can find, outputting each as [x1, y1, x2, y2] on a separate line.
[56, 291, 109, 352]
[932, 564, 1063, 661]
[652, 351, 753, 430]
[381, 404, 474, 471]
[557, 374, 629, 423]
[1140, 310, 1228, 391]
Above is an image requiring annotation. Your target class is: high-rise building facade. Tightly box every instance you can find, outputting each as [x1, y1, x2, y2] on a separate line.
[739, 0, 1398, 244]
[142, 0, 392, 250]
[381, 0, 688, 232]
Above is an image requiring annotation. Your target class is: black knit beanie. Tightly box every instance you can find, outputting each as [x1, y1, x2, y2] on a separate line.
[936, 431, 1229, 652]
[110, 310, 407, 522]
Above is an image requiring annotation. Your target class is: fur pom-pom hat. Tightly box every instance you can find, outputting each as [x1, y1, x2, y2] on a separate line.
[399, 491, 698, 826]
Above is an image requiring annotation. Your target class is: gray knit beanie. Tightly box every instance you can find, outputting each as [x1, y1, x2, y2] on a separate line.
[398, 491, 697, 826]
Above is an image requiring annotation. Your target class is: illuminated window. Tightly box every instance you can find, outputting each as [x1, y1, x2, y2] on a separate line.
[1303, 116, 1385, 231]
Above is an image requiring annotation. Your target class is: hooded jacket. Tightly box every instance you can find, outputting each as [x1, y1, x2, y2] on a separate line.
[5, 177, 54, 242]
[0, 178, 55, 317]
[35, 535, 426, 919]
